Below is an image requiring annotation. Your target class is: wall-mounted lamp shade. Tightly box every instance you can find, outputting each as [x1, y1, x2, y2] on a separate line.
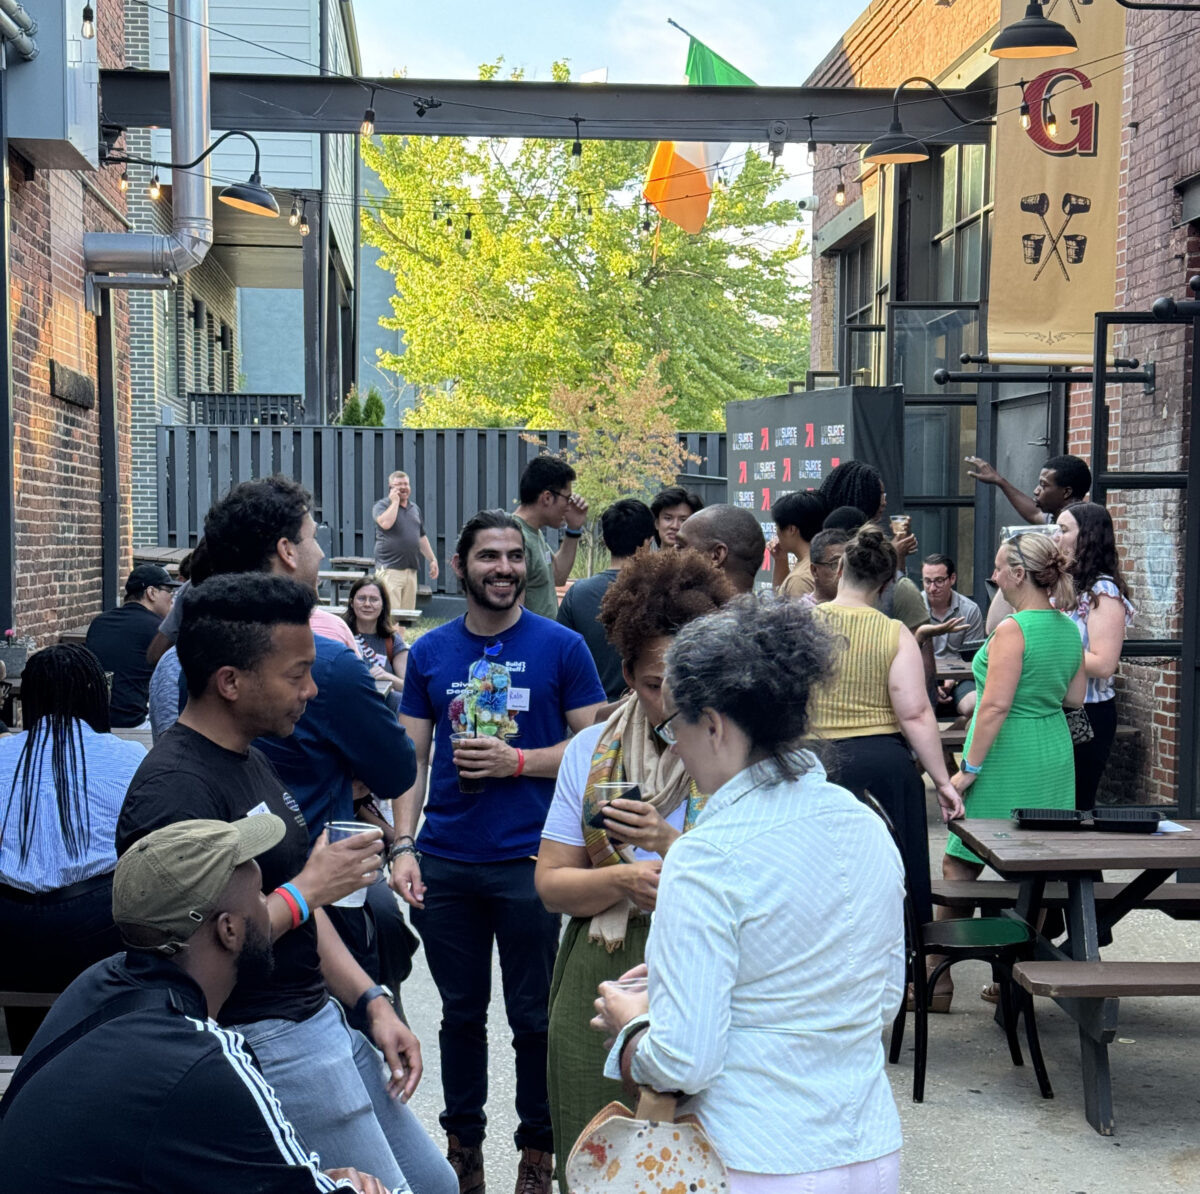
[989, 2, 1078, 58]
[863, 122, 929, 165]
[218, 173, 280, 217]
[219, 324, 233, 352]
[191, 298, 207, 328]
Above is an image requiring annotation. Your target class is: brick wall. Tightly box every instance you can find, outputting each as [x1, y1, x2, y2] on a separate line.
[804, 2, 1196, 805]
[8, 0, 131, 643]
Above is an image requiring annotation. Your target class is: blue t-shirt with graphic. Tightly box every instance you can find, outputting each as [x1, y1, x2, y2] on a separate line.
[400, 609, 605, 861]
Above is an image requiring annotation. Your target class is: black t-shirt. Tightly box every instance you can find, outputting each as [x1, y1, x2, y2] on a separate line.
[116, 723, 327, 1026]
[85, 602, 161, 727]
[556, 569, 624, 700]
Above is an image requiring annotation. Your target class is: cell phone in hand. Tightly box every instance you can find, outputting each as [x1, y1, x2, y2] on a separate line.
[587, 783, 643, 829]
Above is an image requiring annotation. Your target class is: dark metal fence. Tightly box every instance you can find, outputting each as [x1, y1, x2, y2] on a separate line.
[155, 425, 726, 592]
[188, 392, 305, 425]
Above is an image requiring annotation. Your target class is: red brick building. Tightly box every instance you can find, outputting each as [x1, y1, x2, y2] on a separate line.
[3, 0, 132, 641]
[805, 0, 1193, 807]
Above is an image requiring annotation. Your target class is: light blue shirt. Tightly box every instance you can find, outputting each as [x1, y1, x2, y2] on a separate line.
[0, 720, 146, 892]
[606, 754, 906, 1175]
[149, 646, 183, 743]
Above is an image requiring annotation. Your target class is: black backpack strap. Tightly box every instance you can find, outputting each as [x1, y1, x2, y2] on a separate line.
[0, 988, 175, 1117]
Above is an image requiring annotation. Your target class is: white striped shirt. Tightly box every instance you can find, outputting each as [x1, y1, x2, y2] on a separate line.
[607, 754, 906, 1174]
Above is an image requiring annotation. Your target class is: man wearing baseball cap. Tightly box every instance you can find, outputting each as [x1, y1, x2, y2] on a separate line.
[85, 563, 182, 728]
[0, 817, 388, 1192]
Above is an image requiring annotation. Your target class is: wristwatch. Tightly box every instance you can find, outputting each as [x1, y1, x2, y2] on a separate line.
[353, 983, 394, 1020]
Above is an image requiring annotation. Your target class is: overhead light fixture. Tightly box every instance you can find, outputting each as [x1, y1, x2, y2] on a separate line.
[81, 4, 95, 39]
[569, 117, 583, 172]
[148, 173, 162, 200]
[360, 88, 377, 138]
[989, 1, 1077, 59]
[288, 198, 301, 227]
[863, 75, 982, 166]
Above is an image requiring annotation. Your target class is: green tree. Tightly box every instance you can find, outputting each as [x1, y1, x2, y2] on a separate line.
[362, 60, 809, 431]
[362, 385, 386, 427]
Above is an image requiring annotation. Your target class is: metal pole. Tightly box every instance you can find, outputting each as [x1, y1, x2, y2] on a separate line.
[97, 289, 120, 610]
[1177, 312, 1200, 821]
[0, 65, 16, 632]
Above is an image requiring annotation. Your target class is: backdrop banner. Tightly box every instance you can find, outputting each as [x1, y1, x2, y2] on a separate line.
[986, 0, 1125, 363]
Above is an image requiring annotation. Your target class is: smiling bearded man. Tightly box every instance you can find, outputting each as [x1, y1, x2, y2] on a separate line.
[388, 508, 606, 1194]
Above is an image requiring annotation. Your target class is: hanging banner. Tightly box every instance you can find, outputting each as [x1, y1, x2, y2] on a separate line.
[986, 0, 1125, 363]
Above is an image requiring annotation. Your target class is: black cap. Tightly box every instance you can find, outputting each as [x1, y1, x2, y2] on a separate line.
[125, 563, 181, 597]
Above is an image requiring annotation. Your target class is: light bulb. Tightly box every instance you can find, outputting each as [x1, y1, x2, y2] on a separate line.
[299, 214, 310, 237]
[806, 139, 817, 168]
[81, 4, 95, 38]
[1046, 107, 1058, 137]
[570, 138, 582, 171]
[148, 173, 162, 200]
[119, 172, 129, 193]
[835, 181, 846, 206]
[288, 200, 300, 227]
[360, 107, 376, 138]
[1020, 100, 1031, 131]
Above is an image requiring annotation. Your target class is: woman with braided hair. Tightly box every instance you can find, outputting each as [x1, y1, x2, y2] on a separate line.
[536, 547, 733, 1192]
[0, 644, 147, 1049]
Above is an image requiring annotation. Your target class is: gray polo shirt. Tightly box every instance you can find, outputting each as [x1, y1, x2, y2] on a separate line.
[372, 499, 425, 571]
[922, 589, 985, 658]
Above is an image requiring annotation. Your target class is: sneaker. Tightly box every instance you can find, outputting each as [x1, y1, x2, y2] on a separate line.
[447, 1135, 485, 1194]
[515, 1147, 553, 1194]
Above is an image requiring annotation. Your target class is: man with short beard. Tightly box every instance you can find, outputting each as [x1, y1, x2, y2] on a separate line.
[390, 509, 606, 1194]
[0, 815, 388, 1192]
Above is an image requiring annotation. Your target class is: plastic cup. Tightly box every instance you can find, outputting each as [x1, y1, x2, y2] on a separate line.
[889, 514, 911, 537]
[325, 821, 383, 908]
[450, 731, 486, 794]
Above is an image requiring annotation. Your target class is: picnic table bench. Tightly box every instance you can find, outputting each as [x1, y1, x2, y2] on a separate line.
[1014, 960, 1200, 999]
[932, 878, 1200, 920]
[939, 721, 1139, 750]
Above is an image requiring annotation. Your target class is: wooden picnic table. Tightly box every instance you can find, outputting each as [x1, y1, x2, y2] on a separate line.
[317, 570, 367, 605]
[949, 817, 1200, 1135]
[934, 657, 974, 683]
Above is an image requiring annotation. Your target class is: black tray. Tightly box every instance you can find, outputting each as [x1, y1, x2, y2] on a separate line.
[1012, 808, 1087, 831]
[1089, 808, 1163, 834]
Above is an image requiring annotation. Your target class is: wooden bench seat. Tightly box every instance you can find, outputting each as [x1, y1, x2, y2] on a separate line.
[1014, 960, 1200, 999]
[938, 723, 1140, 750]
[931, 879, 1200, 920]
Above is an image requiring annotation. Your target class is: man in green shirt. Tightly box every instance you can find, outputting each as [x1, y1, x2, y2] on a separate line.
[512, 455, 589, 619]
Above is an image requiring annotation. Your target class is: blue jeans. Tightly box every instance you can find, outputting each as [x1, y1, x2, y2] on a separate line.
[410, 854, 561, 1152]
[236, 999, 457, 1194]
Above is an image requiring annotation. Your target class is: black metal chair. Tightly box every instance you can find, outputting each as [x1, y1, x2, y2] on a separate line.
[858, 791, 1053, 1103]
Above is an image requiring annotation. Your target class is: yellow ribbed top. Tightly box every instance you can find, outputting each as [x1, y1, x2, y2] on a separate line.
[808, 603, 903, 739]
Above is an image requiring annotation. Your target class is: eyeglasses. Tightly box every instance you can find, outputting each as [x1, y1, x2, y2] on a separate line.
[923, 575, 951, 586]
[811, 558, 838, 570]
[654, 710, 681, 745]
[548, 489, 572, 502]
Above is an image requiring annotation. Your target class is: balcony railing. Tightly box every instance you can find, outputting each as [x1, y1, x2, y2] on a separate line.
[188, 393, 304, 425]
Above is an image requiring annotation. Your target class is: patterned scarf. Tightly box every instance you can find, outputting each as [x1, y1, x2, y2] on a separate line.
[580, 695, 704, 951]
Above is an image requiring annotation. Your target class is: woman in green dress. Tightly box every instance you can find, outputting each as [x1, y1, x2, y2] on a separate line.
[938, 532, 1086, 1003]
[535, 548, 732, 1193]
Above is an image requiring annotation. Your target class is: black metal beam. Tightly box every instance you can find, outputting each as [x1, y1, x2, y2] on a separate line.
[96, 289, 120, 611]
[98, 71, 994, 144]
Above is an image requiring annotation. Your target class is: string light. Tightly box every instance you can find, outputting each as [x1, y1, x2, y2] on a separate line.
[464, 212, 473, 242]
[1045, 102, 1058, 137]
[834, 164, 846, 207]
[298, 201, 310, 237]
[360, 88, 376, 138]
[641, 202, 652, 233]
[288, 198, 300, 226]
[1018, 79, 1031, 130]
[148, 173, 162, 200]
[569, 117, 583, 172]
[81, 4, 95, 38]
[806, 116, 817, 169]
[119, 172, 129, 193]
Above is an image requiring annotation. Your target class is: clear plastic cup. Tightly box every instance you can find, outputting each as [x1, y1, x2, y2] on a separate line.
[325, 821, 383, 908]
[450, 731, 486, 794]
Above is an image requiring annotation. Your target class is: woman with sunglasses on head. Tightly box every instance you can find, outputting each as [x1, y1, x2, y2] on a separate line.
[592, 594, 907, 1194]
[1055, 503, 1135, 810]
[342, 574, 408, 709]
[941, 533, 1086, 1002]
[536, 548, 733, 1193]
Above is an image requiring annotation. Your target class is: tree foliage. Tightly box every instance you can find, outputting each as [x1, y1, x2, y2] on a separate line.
[361, 59, 809, 431]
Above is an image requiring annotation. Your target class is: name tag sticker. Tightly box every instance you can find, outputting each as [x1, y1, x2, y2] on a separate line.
[507, 687, 531, 712]
[246, 802, 272, 818]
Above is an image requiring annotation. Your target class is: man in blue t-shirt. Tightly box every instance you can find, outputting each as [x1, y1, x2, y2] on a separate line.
[391, 509, 605, 1194]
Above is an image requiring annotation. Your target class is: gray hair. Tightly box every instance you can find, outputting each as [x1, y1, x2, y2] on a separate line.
[665, 591, 838, 778]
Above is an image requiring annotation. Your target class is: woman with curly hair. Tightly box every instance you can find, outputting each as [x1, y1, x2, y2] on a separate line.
[536, 547, 733, 1191]
[1055, 502, 1135, 808]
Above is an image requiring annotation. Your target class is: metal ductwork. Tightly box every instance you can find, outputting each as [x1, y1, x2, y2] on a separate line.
[84, 0, 212, 277]
[0, 0, 38, 60]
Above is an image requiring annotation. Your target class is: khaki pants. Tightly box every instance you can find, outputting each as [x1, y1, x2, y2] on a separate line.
[379, 567, 417, 611]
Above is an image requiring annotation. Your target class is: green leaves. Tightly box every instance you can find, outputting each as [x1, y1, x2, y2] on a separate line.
[360, 63, 810, 430]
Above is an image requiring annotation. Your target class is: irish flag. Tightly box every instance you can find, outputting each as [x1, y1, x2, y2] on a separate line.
[643, 37, 755, 235]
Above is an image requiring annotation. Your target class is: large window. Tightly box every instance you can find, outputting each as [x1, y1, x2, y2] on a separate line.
[933, 143, 992, 302]
[837, 232, 879, 382]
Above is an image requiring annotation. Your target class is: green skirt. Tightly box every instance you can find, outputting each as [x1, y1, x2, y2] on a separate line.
[547, 913, 651, 1194]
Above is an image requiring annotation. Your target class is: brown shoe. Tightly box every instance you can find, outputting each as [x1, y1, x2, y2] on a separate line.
[515, 1148, 553, 1194]
[447, 1135, 485, 1194]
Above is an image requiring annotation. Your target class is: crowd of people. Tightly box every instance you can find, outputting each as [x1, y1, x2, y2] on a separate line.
[0, 447, 1135, 1194]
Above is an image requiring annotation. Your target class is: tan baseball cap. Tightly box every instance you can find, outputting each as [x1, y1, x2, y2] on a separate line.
[113, 816, 285, 954]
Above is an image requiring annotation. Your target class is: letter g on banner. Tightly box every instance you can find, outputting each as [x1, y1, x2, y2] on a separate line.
[1024, 69, 1097, 157]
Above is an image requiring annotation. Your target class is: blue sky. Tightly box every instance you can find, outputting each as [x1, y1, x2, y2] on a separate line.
[354, 0, 865, 86]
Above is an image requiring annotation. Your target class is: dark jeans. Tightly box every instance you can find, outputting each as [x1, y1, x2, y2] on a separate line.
[0, 872, 122, 1052]
[827, 734, 933, 926]
[1074, 698, 1119, 811]
[411, 854, 561, 1153]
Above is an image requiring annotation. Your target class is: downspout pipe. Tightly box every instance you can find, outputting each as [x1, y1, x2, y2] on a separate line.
[0, 0, 38, 61]
[84, 0, 212, 275]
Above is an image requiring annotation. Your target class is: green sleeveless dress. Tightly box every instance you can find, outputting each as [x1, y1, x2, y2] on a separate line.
[946, 609, 1083, 864]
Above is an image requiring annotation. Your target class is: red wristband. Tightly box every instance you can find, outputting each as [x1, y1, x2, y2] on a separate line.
[275, 886, 303, 930]
[513, 747, 526, 778]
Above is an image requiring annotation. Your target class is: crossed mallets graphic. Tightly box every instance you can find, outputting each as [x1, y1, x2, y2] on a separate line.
[1021, 192, 1091, 282]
